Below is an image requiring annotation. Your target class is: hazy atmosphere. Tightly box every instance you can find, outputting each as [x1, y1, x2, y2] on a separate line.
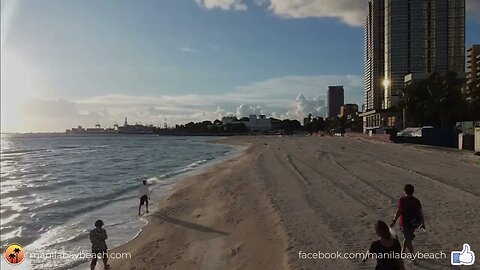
[2, 0, 479, 132]
[2, 1, 480, 270]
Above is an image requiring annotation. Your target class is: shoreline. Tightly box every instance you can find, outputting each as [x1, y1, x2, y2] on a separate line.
[108, 136, 288, 270]
[106, 136, 479, 269]
[117, 139, 249, 248]
[68, 139, 245, 270]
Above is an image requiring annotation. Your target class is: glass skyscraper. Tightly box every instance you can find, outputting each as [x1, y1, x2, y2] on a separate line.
[362, 0, 465, 132]
[384, 0, 465, 108]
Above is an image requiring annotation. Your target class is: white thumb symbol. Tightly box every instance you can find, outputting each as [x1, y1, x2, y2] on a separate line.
[459, 244, 475, 265]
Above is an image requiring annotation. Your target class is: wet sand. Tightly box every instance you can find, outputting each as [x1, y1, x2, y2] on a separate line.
[110, 136, 480, 270]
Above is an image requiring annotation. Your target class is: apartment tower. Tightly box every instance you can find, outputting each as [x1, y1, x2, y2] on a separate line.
[384, 0, 465, 108]
[327, 86, 345, 118]
[364, 0, 385, 112]
[466, 45, 480, 90]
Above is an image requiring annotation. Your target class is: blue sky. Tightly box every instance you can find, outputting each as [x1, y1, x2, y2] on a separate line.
[1, 0, 480, 132]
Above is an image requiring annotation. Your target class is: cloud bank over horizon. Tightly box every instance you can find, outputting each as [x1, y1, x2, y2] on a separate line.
[2, 74, 363, 132]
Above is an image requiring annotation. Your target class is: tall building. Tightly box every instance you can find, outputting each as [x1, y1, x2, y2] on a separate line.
[327, 86, 344, 118]
[384, 0, 465, 109]
[466, 45, 480, 90]
[362, 0, 466, 133]
[364, 0, 385, 112]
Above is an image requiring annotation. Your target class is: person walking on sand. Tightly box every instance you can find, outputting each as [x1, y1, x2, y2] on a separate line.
[390, 184, 425, 257]
[363, 220, 405, 270]
[89, 220, 110, 270]
[138, 180, 150, 215]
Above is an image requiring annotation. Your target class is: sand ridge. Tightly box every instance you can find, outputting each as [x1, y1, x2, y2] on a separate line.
[109, 136, 480, 270]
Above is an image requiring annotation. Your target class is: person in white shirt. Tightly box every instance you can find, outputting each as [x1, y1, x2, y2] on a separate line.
[138, 180, 150, 215]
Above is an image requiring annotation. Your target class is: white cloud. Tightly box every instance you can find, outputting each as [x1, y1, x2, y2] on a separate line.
[287, 94, 327, 118]
[235, 104, 265, 117]
[3, 74, 363, 132]
[258, 0, 368, 26]
[74, 74, 362, 125]
[195, 0, 247, 11]
[180, 47, 199, 53]
[194, 0, 367, 26]
[233, 74, 363, 106]
[467, 0, 480, 18]
[195, 0, 480, 26]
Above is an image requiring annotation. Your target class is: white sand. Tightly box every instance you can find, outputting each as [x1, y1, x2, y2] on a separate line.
[109, 136, 480, 270]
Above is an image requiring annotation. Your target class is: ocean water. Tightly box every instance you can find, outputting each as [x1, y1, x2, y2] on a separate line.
[0, 135, 235, 269]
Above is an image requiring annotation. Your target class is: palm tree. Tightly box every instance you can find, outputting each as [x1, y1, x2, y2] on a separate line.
[399, 72, 465, 127]
[8, 253, 16, 263]
[425, 72, 465, 127]
[13, 247, 21, 263]
[398, 79, 429, 126]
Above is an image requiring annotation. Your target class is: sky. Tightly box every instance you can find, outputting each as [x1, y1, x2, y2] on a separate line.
[1, 0, 480, 132]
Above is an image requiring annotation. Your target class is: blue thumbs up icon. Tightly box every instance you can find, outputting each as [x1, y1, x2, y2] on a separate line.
[451, 244, 475, 266]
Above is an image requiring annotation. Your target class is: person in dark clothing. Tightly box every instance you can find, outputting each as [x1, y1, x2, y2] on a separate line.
[391, 184, 425, 256]
[363, 220, 405, 270]
[138, 180, 150, 215]
[89, 220, 110, 270]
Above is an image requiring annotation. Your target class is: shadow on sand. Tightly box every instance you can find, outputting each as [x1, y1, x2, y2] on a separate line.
[154, 213, 229, 236]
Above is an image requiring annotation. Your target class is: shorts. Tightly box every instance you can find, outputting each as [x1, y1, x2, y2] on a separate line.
[402, 226, 416, 241]
[140, 195, 148, 205]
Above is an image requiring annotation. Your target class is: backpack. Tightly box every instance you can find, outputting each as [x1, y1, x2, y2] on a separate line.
[402, 197, 422, 229]
[408, 215, 422, 229]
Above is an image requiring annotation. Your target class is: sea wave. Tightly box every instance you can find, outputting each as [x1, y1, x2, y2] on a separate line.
[0, 136, 235, 270]
[0, 148, 48, 155]
[159, 159, 210, 178]
[1, 180, 78, 198]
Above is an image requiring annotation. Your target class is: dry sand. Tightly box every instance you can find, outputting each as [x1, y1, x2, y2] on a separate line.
[109, 136, 480, 270]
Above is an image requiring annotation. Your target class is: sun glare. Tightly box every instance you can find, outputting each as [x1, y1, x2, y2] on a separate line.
[1, 49, 41, 133]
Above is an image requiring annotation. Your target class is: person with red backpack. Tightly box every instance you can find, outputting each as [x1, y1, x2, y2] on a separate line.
[390, 184, 425, 256]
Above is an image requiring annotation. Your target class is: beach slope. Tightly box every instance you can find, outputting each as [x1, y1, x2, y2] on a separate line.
[111, 136, 480, 270]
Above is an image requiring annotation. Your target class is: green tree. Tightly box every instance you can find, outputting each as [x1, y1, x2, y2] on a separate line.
[399, 72, 465, 127]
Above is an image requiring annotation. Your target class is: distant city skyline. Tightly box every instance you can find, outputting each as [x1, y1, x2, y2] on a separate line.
[1, 0, 480, 132]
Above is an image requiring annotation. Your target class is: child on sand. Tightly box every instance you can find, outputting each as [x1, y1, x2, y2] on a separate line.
[89, 220, 110, 270]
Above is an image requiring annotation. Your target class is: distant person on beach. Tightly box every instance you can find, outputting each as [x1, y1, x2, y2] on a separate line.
[390, 184, 425, 256]
[363, 220, 405, 270]
[89, 220, 110, 270]
[138, 180, 150, 215]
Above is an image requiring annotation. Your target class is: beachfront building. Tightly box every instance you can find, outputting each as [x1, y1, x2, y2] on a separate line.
[466, 45, 480, 91]
[384, 0, 465, 109]
[327, 86, 344, 118]
[363, 0, 385, 112]
[361, 0, 391, 133]
[244, 115, 272, 131]
[362, 0, 466, 133]
[340, 104, 359, 119]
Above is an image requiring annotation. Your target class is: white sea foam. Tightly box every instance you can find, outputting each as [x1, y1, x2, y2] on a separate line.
[1, 135, 236, 269]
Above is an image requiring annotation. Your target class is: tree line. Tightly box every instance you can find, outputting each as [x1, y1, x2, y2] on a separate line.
[398, 71, 480, 128]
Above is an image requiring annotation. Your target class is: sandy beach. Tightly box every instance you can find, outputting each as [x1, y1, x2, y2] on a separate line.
[110, 136, 480, 270]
